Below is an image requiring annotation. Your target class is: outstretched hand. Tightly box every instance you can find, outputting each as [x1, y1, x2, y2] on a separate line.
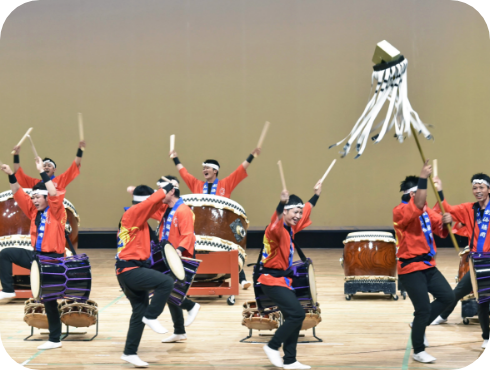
[1, 164, 13, 175]
[79, 140, 86, 150]
[314, 180, 322, 195]
[420, 159, 432, 179]
[127, 186, 136, 194]
[433, 176, 442, 191]
[12, 146, 20, 155]
[35, 157, 44, 172]
[169, 150, 178, 159]
[252, 147, 262, 157]
[280, 189, 289, 204]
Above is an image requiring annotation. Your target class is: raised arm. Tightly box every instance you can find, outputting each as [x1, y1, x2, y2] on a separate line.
[241, 147, 261, 170]
[74, 140, 86, 167]
[12, 145, 21, 172]
[414, 160, 431, 210]
[169, 150, 184, 171]
[35, 157, 57, 196]
[267, 190, 289, 239]
[1, 164, 20, 194]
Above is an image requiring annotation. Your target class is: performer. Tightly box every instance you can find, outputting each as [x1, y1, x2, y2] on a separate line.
[11, 140, 86, 190]
[116, 184, 175, 368]
[0, 159, 66, 350]
[155, 176, 200, 342]
[393, 160, 455, 363]
[260, 181, 322, 370]
[430, 173, 490, 349]
[169, 148, 261, 291]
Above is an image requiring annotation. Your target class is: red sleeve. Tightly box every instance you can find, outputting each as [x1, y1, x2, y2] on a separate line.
[267, 211, 285, 241]
[151, 204, 167, 221]
[176, 207, 195, 255]
[440, 199, 468, 225]
[293, 202, 313, 233]
[122, 190, 167, 228]
[13, 188, 37, 219]
[179, 167, 203, 193]
[14, 167, 39, 188]
[427, 206, 448, 238]
[221, 164, 248, 193]
[393, 198, 424, 231]
[47, 190, 66, 221]
[55, 161, 80, 189]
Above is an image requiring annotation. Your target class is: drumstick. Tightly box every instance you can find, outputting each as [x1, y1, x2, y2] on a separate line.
[27, 135, 39, 159]
[11, 128, 33, 154]
[433, 159, 438, 178]
[315, 159, 337, 190]
[170, 135, 175, 152]
[254, 121, 270, 157]
[78, 113, 85, 151]
[181, 257, 203, 263]
[161, 175, 171, 182]
[277, 160, 287, 191]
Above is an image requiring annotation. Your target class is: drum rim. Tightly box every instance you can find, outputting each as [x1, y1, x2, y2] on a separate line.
[181, 193, 249, 223]
[164, 244, 186, 281]
[30, 259, 41, 300]
[344, 231, 396, 243]
[307, 263, 318, 307]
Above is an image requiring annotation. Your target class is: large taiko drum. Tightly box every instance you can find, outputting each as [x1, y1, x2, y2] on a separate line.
[181, 194, 248, 280]
[341, 231, 398, 300]
[0, 189, 80, 291]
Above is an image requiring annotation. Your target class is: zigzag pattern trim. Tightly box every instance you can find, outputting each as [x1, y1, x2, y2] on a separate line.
[0, 235, 33, 250]
[181, 194, 249, 224]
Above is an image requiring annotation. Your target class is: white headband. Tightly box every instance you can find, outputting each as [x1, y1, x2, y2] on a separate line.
[43, 160, 56, 168]
[31, 190, 48, 196]
[133, 195, 151, 202]
[202, 163, 220, 171]
[284, 203, 305, 210]
[473, 179, 490, 187]
[157, 180, 179, 190]
[403, 186, 418, 194]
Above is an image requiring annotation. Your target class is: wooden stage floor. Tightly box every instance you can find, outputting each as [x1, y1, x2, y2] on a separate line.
[0, 248, 485, 370]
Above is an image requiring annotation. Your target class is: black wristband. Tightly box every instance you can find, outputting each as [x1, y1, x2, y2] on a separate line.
[277, 201, 285, 214]
[76, 148, 83, 158]
[40, 172, 51, 183]
[13, 155, 19, 164]
[162, 183, 174, 193]
[438, 190, 444, 202]
[177, 246, 186, 254]
[8, 174, 17, 184]
[309, 194, 320, 207]
[173, 157, 181, 165]
[417, 177, 428, 190]
[246, 154, 254, 163]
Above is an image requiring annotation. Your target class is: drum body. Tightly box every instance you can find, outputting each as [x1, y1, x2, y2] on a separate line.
[181, 194, 248, 281]
[168, 258, 201, 306]
[59, 299, 98, 327]
[302, 306, 322, 331]
[23, 298, 49, 329]
[31, 254, 92, 302]
[458, 247, 471, 283]
[0, 189, 80, 251]
[241, 300, 280, 331]
[150, 241, 186, 281]
[343, 232, 397, 278]
[469, 252, 490, 304]
[254, 258, 318, 311]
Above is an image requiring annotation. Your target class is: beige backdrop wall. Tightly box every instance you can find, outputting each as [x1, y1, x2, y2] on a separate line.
[0, 0, 488, 230]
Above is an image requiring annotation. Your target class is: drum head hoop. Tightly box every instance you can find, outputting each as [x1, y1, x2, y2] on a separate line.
[164, 244, 186, 281]
[308, 263, 318, 306]
[469, 256, 480, 302]
[30, 260, 41, 300]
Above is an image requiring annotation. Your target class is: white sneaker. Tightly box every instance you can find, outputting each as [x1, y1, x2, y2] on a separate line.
[121, 354, 148, 368]
[413, 351, 436, 363]
[482, 339, 488, 349]
[409, 322, 429, 347]
[284, 361, 311, 369]
[263, 345, 283, 368]
[142, 317, 168, 334]
[0, 292, 16, 301]
[241, 280, 252, 290]
[184, 303, 200, 327]
[37, 341, 62, 350]
[431, 316, 447, 325]
[162, 334, 187, 343]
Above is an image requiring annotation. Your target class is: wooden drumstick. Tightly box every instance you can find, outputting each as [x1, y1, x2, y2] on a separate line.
[170, 135, 175, 152]
[78, 113, 85, 151]
[254, 121, 270, 157]
[433, 159, 438, 178]
[27, 135, 39, 159]
[161, 175, 171, 182]
[277, 160, 287, 191]
[315, 159, 337, 190]
[11, 128, 33, 154]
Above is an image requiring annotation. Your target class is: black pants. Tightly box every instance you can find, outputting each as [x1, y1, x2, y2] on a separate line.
[399, 267, 455, 354]
[0, 248, 62, 342]
[439, 272, 489, 340]
[239, 269, 246, 282]
[117, 267, 174, 355]
[168, 298, 196, 335]
[261, 284, 305, 365]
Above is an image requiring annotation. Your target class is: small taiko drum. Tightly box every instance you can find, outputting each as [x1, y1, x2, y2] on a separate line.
[302, 305, 322, 331]
[181, 194, 248, 280]
[241, 300, 280, 331]
[59, 299, 98, 328]
[23, 298, 49, 329]
[341, 231, 398, 300]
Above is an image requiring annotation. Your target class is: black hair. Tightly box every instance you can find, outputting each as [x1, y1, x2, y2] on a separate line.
[203, 159, 220, 177]
[400, 175, 418, 202]
[471, 173, 490, 188]
[132, 185, 154, 204]
[32, 182, 48, 199]
[42, 157, 57, 168]
[162, 175, 180, 198]
[285, 194, 304, 210]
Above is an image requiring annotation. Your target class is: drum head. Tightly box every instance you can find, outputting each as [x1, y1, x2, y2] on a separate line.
[30, 260, 41, 300]
[164, 244, 186, 281]
[308, 263, 318, 306]
[469, 256, 480, 302]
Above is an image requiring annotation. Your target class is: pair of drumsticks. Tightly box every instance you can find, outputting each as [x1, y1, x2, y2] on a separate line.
[7, 114, 85, 162]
